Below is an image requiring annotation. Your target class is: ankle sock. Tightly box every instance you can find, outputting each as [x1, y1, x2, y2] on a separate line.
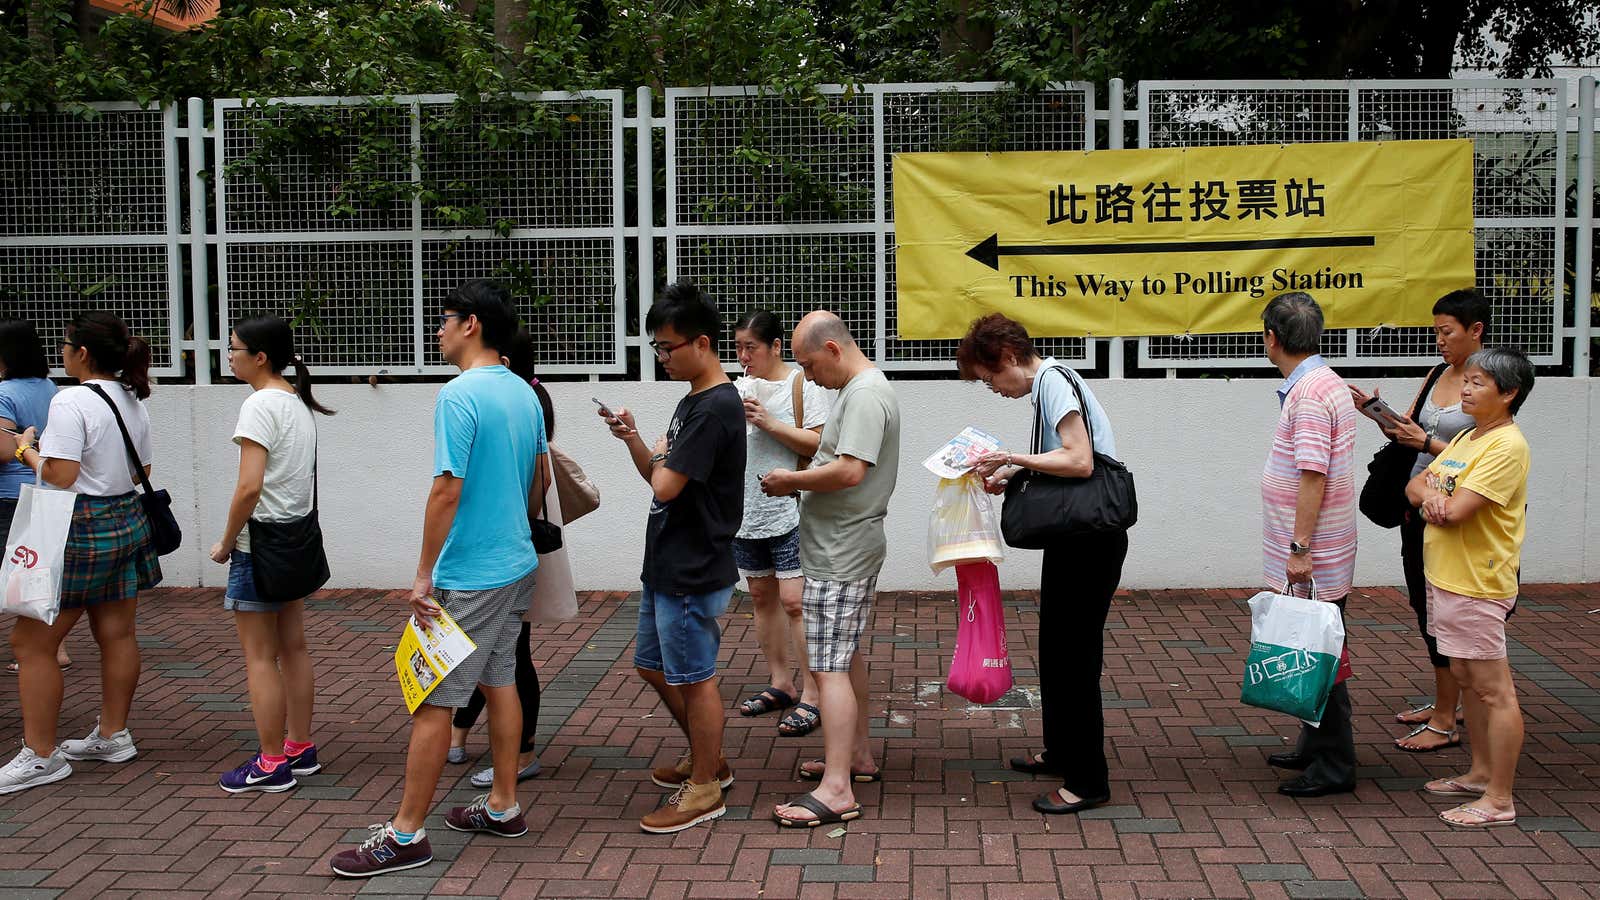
[257, 753, 288, 772]
[487, 803, 519, 820]
[284, 740, 314, 756]
[390, 825, 420, 844]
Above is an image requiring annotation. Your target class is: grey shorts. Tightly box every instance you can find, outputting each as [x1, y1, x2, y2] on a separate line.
[803, 575, 878, 673]
[424, 569, 537, 709]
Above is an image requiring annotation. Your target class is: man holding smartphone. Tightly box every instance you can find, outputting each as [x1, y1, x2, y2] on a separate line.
[598, 280, 745, 833]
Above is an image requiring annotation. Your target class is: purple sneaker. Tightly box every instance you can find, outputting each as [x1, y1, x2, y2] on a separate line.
[329, 823, 433, 878]
[286, 744, 321, 776]
[219, 755, 296, 794]
[445, 794, 528, 837]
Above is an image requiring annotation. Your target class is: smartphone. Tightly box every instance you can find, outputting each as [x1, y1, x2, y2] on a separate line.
[1359, 395, 1404, 428]
[593, 397, 632, 433]
[0, 425, 20, 436]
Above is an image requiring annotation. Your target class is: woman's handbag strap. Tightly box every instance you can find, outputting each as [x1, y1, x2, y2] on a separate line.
[84, 383, 158, 497]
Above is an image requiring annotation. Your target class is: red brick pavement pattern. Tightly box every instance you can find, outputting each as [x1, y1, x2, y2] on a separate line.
[1, 583, 1598, 899]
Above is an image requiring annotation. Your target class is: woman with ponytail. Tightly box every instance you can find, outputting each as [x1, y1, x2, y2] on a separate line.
[209, 315, 333, 794]
[0, 311, 162, 794]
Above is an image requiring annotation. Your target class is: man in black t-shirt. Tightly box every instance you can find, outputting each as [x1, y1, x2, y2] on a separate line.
[598, 281, 745, 834]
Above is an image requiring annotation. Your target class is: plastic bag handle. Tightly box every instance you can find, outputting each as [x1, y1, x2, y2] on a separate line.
[1283, 577, 1318, 602]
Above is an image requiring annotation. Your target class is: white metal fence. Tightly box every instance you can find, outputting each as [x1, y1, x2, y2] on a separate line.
[0, 102, 184, 376]
[1, 79, 1594, 380]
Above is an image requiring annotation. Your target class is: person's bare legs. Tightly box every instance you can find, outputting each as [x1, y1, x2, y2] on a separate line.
[392, 704, 453, 833]
[12, 610, 83, 755]
[275, 601, 315, 745]
[778, 576, 818, 703]
[1399, 664, 1465, 750]
[85, 597, 139, 735]
[746, 576, 795, 702]
[1439, 657, 1522, 822]
[637, 667, 691, 732]
[779, 657, 873, 819]
[479, 683, 522, 812]
[235, 611, 287, 753]
[678, 676, 725, 784]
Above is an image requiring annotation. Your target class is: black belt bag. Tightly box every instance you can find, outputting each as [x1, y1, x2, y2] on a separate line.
[249, 437, 329, 604]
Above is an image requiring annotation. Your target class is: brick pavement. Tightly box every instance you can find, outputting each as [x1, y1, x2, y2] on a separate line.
[1, 582, 1598, 899]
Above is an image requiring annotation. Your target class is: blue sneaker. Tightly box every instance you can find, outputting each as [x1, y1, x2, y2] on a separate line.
[219, 755, 297, 794]
[287, 744, 321, 776]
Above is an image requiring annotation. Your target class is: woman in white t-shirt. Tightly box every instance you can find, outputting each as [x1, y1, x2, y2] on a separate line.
[0, 312, 162, 795]
[729, 310, 831, 737]
[209, 316, 334, 795]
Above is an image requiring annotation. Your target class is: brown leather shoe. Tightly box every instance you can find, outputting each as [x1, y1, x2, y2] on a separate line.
[650, 754, 733, 789]
[640, 780, 725, 834]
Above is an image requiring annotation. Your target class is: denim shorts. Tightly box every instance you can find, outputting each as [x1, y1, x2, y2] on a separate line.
[732, 527, 802, 580]
[224, 549, 293, 613]
[634, 583, 733, 685]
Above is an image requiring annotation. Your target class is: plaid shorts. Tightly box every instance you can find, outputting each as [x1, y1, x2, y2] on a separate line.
[60, 493, 162, 610]
[803, 575, 878, 673]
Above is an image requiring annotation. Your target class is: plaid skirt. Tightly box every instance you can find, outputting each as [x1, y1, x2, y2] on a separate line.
[60, 492, 162, 610]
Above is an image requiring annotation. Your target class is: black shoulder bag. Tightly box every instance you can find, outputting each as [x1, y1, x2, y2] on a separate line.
[86, 383, 182, 556]
[528, 457, 562, 554]
[247, 429, 331, 603]
[1000, 365, 1138, 549]
[1358, 363, 1446, 529]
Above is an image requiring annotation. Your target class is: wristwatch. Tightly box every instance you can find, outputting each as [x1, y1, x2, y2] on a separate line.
[648, 452, 668, 464]
[12, 441, 30, 464]
[1289, 540, 1311, 555]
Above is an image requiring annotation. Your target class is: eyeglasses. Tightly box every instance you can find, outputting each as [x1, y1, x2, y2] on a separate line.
[227, 344, 253, 354]
[439, 312, 470, 326]
[59, 340, 78, 349]
[649, 338, 693, 361]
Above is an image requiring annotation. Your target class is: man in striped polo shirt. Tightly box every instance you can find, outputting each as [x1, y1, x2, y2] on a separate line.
[1257, 292, 1360, 797]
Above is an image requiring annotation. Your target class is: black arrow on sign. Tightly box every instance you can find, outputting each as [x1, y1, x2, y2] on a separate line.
[965, 233, 1376, 271]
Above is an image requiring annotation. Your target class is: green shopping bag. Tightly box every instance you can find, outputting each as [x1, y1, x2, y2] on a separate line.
[1239, 588, 1345, 724]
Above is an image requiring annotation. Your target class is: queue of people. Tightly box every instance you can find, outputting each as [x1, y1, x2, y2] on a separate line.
[0, 279, 1540, 879]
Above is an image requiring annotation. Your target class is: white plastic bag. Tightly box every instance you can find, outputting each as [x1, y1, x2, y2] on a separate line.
[1241, 583, 1346, 727]
[928, 475, 1004, 574]
[1, 478, 76, 625]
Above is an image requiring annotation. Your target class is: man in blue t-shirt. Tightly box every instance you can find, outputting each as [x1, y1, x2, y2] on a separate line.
[330, 281, 549, 879]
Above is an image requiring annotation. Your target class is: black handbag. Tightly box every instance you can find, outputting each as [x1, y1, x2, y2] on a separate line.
[529, 478, 562, 554]
[1000, 365, 1138, 548]
[1358, 364, 1446, 529]
[86, 383, 182, 556]
[247, 444, 330, 604]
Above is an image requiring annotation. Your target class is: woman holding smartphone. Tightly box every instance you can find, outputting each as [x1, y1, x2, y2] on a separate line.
[1350, 289, 1489, 753]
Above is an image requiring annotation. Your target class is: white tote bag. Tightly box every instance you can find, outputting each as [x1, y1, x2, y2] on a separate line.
[1, 477, 77, 625]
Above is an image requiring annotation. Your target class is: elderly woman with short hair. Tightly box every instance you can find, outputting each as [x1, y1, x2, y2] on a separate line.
[1404, 347, 1534, 828]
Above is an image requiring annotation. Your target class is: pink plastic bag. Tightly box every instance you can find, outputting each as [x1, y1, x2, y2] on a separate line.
[946, 561, 1013, 704]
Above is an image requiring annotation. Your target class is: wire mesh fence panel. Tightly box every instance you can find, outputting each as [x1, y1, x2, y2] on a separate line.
[216, 93, 627, 374]
[666, 84, 1094, 370]
[1138, 80, 1565, 369]
[0, 103, 182, 374]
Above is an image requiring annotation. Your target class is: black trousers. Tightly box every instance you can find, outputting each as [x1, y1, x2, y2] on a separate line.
[1400, 511, 1451, 669]
[453, 620, 541, 754]
[1292, 595, 1356, 786]
[1038, 529, 1129, 801]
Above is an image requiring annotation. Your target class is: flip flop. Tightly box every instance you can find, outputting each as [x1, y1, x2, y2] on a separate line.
[1424, 778, 1486, 798]
[739, 687, 796, 717]
[773, 793, 863, 828]
[1439, 803, 1516, 828]
[777, 702, 821, 737]
[5, 661, 71, 674]
[1396, 723, 1461, 753]
[798, 759, 882, 783]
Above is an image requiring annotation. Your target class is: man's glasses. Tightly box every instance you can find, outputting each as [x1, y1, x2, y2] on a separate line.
[439, 312, 470, 326]
[649, 338, 692, 361]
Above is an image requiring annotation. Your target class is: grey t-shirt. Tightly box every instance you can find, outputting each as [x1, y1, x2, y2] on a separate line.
[799, 368, 900, 582]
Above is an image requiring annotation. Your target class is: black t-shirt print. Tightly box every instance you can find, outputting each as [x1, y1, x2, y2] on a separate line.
[641, 382, 746, 594]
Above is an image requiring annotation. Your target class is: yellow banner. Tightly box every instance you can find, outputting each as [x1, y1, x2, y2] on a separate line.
[892, 140, 1474, 339]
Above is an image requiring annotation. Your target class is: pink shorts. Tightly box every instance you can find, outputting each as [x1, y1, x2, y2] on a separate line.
[1426, 582, 1515, 660]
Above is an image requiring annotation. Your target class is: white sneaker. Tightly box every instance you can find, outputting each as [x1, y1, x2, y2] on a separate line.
[60, 719, 138, 763]
[0, 747, 73, 794]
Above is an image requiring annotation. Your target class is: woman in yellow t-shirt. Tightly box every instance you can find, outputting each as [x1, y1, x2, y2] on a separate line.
[1403, 347, 1534, 829]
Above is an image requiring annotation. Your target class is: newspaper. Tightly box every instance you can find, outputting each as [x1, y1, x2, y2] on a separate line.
[922, 426, 1003, 479]
[395, 606, 477, 714]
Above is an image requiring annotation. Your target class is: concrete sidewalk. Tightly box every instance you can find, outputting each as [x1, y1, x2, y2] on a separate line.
[1, 582, 1598, 899]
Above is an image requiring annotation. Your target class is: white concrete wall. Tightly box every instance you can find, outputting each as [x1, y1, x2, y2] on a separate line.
[147, 377, 1599, 592]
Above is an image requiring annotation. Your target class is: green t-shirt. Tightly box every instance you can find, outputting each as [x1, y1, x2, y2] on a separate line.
[799, 368, 900, 581]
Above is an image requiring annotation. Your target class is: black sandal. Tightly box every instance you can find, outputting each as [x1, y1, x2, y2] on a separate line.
[773, 793, 863, 828]
[777, 702, 821, 737]
[1009, 751, 1055, 775]
[739, 687, 796, 717]
[1032, 788, 1109, 815]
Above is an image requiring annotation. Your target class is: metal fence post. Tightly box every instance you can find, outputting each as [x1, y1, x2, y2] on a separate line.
[187, 97, 211, 385]
[637, 85, 657, 382]
[1107, 78, 1126, 378]
[1576, 75, 1595, 379]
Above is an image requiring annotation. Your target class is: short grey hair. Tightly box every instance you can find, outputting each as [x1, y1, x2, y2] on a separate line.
[1261, 292, 1324, 355]
[1465, 346, 1535, 415]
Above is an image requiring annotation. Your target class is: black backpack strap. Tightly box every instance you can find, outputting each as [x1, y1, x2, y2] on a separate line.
[1410, 363, 1449, 420]
[84, 383, 155, 497]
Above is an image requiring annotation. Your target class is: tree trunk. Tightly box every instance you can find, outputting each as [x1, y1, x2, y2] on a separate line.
[495, 0, 528, 73]
[74, 0, 93, 45]
[939, 0, 994, 75]
[1417, 0, 1468, 78]
[28, 0, 56, 62]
